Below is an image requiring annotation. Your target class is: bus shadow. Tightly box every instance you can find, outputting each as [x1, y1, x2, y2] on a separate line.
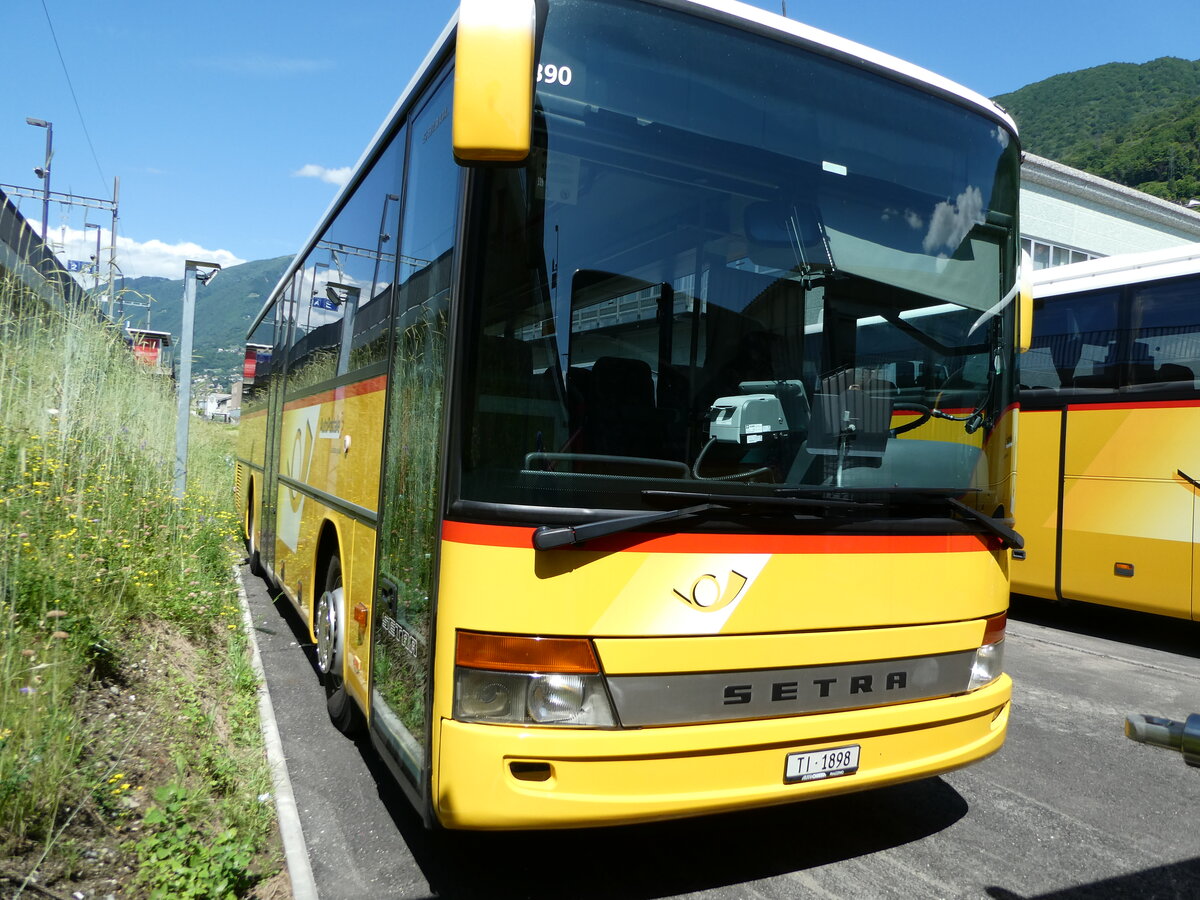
[986, 856, 1200, 899]
[262, 580, 320, 666]
[1009, 594, 1200, 660]
[373, 774, 968, 899]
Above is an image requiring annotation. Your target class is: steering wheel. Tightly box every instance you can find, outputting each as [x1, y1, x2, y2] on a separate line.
[891, 402, 932, 436]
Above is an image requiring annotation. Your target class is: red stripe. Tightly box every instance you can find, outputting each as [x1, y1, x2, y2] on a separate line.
[441, 520, 993, 554]
[893, 406, 972, 417]
[282, 375, 387, 411]
[893, 403, 1017, 421]
[1066, 398, 1200, 412]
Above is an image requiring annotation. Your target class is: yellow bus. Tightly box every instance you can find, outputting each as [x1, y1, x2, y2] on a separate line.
[236, 0, 1026, 830]
[1014, 244, 1200, 619]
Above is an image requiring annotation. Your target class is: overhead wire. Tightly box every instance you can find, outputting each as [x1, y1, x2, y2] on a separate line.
[38, 0, 112, 201]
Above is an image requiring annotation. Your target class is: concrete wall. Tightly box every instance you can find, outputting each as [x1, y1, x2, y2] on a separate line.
[1021, 154, 1200, 258]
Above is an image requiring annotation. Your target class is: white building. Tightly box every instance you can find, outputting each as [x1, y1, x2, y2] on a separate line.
[1021, 153, 1200, 270]
[202, 393, 234, 421]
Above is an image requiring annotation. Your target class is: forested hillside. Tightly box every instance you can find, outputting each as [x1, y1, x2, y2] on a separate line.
[113, 256, 289, 376]
[995, 57, 1200, 202]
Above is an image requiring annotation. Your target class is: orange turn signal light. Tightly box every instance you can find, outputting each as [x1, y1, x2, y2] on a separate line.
[456, 631, 600, 674]
[982, 612, 1007, 646]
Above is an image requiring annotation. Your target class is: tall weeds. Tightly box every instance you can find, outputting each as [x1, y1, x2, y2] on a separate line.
[0, 273, 273, 892]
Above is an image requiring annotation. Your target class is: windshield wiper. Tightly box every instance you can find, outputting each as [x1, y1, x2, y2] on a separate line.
[531, 489, 1020, 551]
[941, 496, 1024, 550]
[532, 502, 727, 550]
[533, 490, 882, 551]
[776, 486, 1023, 549]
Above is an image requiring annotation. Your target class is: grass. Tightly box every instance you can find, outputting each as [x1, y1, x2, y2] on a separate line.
[0, 274, 278, 895]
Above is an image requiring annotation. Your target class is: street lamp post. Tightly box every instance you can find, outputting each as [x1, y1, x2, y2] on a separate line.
[174, 260, 222, 498]
[25, 117, 52, 243]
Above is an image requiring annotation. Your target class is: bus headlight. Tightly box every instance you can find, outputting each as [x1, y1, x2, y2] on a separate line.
[454, 668, 617, 726]
[529, 673, 586, 721]
[452, 631, 618, 727]
[967, 639, 1005, 690]
[456, 671, 515, 718]
[967, 613, 1007, 691]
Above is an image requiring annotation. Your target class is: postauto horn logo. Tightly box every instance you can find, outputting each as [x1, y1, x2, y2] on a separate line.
[674, 571, 748, 612]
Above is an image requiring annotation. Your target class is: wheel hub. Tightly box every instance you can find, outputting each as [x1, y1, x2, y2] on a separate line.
[316, 589, 337, 675]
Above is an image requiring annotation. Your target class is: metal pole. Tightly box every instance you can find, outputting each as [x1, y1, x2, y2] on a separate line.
[86, 223, 101, 294]
[174, 259, 222, 498]
[108, 176, 119, 320]
[332, 284, 361, 376]
[25, 118, 52, 243]
[42, 125, 52, 244]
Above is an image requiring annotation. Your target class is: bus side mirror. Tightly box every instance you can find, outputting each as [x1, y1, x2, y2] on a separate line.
[1018, 249, 1033, 353]
[453, 0, 536, 164]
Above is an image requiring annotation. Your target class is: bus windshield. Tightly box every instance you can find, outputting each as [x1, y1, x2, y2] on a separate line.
[456, 0, 1020, 515]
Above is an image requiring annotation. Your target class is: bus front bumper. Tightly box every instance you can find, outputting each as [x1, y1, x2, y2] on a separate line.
[434, 675, 1010, 830]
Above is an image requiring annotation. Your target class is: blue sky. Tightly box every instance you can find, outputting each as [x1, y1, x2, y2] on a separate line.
[2, 0, 1197, 279]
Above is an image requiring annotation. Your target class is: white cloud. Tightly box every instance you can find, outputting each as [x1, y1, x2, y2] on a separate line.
[117, 237, 245, 279]
[922, 186, 985, 256]
[293, 164, 352, 187]
[31, 221, 246, 280]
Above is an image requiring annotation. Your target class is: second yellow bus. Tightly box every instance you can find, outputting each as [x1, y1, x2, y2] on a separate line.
[1015, 243, 1200, 619]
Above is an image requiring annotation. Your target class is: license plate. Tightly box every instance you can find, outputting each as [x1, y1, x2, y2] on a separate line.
[784, 744, 860, 783]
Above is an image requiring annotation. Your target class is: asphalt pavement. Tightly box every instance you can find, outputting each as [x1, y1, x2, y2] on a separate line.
[240, 565, 1200, 900]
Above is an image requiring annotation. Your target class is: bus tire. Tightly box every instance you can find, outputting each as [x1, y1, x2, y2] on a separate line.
[315, 554, 364, 736]
[246, 484, 264, 577]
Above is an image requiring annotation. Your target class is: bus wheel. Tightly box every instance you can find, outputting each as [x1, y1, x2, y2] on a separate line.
[315, 555, 364, 736]
[246, 487, 264, 577]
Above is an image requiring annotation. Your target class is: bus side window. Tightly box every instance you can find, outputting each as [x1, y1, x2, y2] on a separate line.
[243, 311, 276, 413]
[1130, 277, 1200, 392]
[1024, 291, 1120, 397]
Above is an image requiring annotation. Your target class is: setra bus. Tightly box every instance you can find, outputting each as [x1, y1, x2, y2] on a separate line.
[236, 0, 1028, 829]
[1014, 243, 1200, 620]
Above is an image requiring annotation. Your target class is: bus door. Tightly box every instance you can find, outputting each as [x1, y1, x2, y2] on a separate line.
[1008, 404, 1061, 601]
[1190, 480, 1200, 621]
[1190, 477, 1200, 621]
[1060, 405, 1193, 617]
[260, 295, 291, 575]
[369, 75, 456, 804]
[370, 286, 449, 796]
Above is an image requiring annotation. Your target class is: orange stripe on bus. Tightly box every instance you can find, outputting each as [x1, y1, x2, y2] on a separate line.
[441, 520, 994, 554]
[1066, 398, 1200, 412]
[282, 374, 387, 411]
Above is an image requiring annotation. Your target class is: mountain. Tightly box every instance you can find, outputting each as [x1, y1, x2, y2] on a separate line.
[113, 256, 289, 378]
[995, 57, 1200, 202]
